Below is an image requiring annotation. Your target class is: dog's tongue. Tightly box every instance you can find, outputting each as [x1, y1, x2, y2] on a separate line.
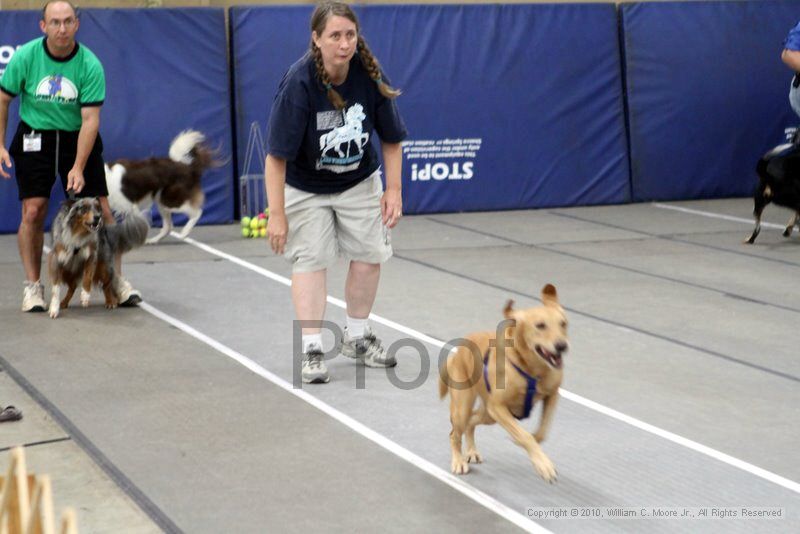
[541, 348, 563, 369]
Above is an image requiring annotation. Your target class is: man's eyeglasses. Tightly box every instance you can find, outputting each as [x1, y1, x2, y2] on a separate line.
[46, 18, 77, 29]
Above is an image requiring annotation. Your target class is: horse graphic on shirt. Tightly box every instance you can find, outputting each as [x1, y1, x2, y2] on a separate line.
[319, 104, 368, 159]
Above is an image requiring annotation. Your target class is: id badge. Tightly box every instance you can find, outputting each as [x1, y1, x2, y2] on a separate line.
[23, 132, 42, 152]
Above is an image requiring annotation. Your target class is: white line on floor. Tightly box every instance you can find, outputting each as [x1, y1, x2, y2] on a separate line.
[652, 203, 784, 229]
[139, 300, 548, 534]
[178, 233, 800, 496]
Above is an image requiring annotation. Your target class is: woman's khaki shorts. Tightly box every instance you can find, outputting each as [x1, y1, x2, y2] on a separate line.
[284, 170, 392, 273]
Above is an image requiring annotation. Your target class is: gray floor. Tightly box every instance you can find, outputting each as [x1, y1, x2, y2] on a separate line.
[1, 198, 798, 533]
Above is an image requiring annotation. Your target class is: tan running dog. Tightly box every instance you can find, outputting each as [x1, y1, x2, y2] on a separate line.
[439, 284, 568, 482]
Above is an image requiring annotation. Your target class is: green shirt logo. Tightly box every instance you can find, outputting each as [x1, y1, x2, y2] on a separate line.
[35, 74, 78, 104]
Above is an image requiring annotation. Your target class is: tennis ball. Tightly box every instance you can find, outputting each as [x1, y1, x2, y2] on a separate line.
[241, 216, 251, 228]
[259, 227, 267, 237]
[264, 208, 270, 217]
[241, 227, 250, 238]
[258, 213, 266, 220]
[258, 218, 267, 228]
[250, 218, 259, 230]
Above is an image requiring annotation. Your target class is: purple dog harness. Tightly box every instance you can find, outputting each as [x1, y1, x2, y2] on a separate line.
[483, 348, 538, 420]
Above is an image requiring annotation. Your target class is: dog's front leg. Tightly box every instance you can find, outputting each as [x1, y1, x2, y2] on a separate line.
[147, 202, 172, 244]
[81, 263, 96, 307]
[49, 284, 62, 319]
[146, 224, 170, 244]
[745, 215, 762, 244]
[783, 212, 800, 238]
[488, 401, 557, 483]
[175, 204, 202, 239]
[533, 392, 559, 444]
[60, 282, 77, 309]
[745, 190, 769, 244]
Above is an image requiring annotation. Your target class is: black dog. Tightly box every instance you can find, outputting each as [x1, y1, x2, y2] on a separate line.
[745, 142, 800, 244]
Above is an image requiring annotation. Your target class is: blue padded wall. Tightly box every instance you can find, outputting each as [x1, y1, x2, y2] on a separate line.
[0, 9, 234, 233]
[231, 4, 630, 215]
[9, 2, 794, 230]
[622, 1, 800, 201]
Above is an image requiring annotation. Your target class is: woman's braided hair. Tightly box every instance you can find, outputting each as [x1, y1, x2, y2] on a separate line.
[310, 1, 401, 111]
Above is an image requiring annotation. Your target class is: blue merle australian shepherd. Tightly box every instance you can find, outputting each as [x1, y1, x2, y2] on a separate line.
[48, 198, 148, 318]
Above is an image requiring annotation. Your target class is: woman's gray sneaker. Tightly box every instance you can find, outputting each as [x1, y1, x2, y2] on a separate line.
[341, 326, 397, 368]
[302, 348, 330, 383]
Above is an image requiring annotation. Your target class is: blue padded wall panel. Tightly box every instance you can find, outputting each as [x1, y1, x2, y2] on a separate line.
[231, 4, 630, 215]
[622, 1, 800, 201]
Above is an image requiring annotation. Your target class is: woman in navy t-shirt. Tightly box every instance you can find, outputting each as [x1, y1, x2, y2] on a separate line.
[265, 1, 407, 384]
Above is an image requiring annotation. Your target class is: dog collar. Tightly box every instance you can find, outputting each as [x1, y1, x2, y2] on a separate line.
[483, 348, 538, 420]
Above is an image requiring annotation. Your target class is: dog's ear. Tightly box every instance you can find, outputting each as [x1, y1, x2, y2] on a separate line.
[541, 284, 559, 306]
[503, 299, 515, 320]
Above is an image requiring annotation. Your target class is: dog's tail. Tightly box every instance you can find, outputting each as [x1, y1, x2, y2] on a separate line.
[169, 130, 205, 164]
[105, 210, 149, 254]
[438, 366, 449, 399]
[168, 129, 219, 172]
[439, 347, 456, 399]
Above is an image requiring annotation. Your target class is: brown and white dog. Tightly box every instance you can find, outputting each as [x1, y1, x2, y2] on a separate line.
[105, 130, 216, 244]
[439, 284, 568, 482]
[48, 198, 148, 318]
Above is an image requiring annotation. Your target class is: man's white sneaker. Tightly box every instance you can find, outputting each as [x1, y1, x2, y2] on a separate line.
[341, 326, 397, 368]
[114, 277, 142, 307]
[22, 281, 46, 312]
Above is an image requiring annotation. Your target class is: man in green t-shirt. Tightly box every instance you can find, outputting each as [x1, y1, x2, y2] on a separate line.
[0, 1, 141, 312]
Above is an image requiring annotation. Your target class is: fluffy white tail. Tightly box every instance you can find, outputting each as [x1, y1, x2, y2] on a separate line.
[169, 129, 206, 164]
[104, 163, 140, 214]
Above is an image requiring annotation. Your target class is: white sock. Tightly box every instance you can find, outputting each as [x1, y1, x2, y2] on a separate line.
[346, 316, 368, 339]
[302, 334, 323, 353]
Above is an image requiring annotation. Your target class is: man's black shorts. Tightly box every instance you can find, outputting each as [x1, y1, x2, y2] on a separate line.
[8, 120, 107, 200]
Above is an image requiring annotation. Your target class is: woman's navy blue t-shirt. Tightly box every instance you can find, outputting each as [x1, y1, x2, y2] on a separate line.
[266, 53, 407, 194]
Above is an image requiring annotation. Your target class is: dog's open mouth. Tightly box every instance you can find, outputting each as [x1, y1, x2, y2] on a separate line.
[84, 220, 101, 232]
[536, 346, 563, 369]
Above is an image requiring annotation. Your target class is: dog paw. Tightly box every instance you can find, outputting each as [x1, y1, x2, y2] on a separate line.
[465, 450, 483, 464]
[80, 290, 91, 307]
[48, 307, 59, 319]
[451, 457, 470, 475]
[533, 431, 546, 444]
[531, 454, 558, 483]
